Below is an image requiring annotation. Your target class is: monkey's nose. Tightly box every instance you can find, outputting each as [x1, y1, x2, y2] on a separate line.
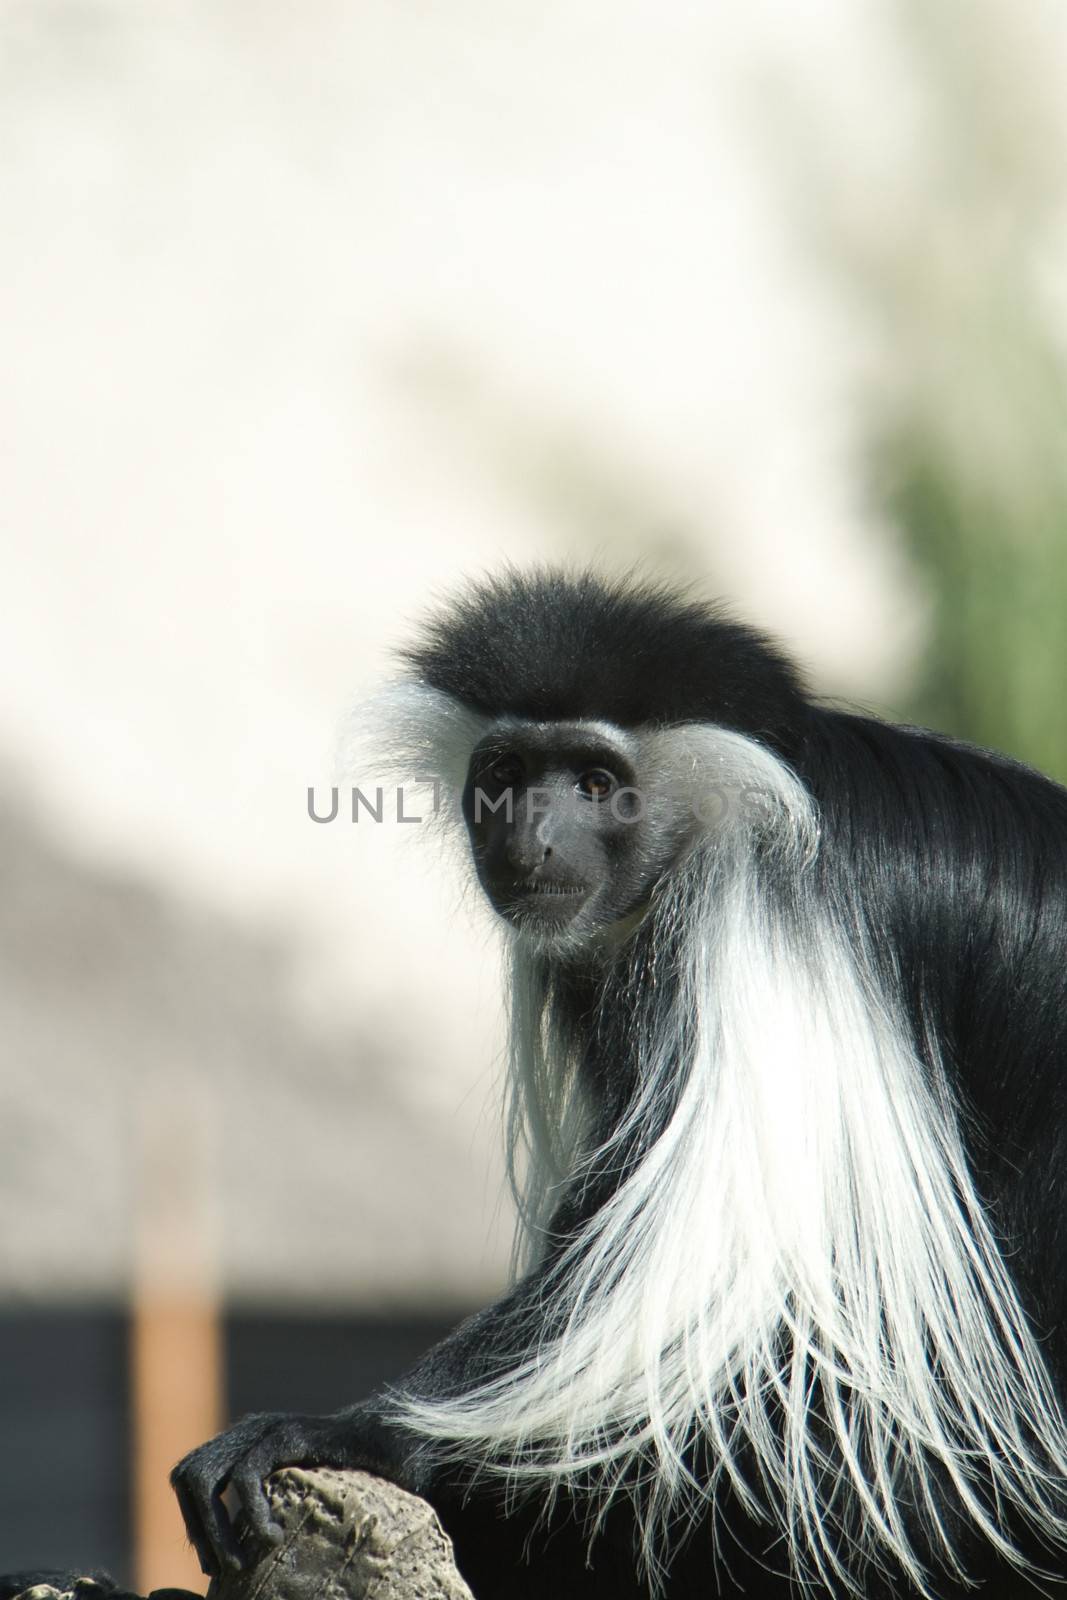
[505, 837, 552, 875]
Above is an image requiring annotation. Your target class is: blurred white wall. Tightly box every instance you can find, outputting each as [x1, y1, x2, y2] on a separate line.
[2, 0, 1064, 1305]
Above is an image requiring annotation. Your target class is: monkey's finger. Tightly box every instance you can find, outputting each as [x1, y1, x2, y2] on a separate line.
[173, 1467, 246, 1574]
[202, 1484, 248, 1574]
[228, 1452, 286, 1550]
[170, 1480, 220, 1579]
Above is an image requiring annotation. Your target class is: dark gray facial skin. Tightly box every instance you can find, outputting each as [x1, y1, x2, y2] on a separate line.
[461, 720, 689, 952]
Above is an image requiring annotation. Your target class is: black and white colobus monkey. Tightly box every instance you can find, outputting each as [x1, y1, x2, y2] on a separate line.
[173, 570, 1067, 1599]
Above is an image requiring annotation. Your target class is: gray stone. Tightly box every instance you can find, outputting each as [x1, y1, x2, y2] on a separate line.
[212, 1469, 475, 1600]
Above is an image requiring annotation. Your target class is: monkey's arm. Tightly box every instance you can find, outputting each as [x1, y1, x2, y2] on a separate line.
[170, 1277, 552, 1579]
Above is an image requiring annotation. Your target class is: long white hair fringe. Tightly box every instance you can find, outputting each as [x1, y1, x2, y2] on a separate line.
[381, 709, 1067, 1595]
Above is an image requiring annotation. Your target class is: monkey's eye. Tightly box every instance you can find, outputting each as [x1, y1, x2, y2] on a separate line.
[488, 755, 524, 788]
[577, 768, 617, 800]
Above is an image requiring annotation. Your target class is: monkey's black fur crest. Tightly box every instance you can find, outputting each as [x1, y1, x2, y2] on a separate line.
[402, 566, 807, 739]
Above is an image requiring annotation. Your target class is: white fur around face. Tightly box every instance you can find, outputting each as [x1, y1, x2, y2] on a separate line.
[384, 712, 1067, 1597]
[343, 678, 490, 795]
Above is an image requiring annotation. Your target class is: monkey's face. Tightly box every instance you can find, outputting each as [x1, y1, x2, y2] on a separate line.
[462, 721, 681, 951]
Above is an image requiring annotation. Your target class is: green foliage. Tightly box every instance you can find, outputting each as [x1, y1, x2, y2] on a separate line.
[886, 318, 1067, 781]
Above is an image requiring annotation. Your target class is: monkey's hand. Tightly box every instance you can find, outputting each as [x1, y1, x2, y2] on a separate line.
[171, 1405, 412, 1577]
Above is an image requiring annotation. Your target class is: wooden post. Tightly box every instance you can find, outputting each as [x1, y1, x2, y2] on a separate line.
[131, 1083, 222, 1594]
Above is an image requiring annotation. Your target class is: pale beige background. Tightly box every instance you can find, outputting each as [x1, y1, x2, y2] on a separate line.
[2, 0, 1064, 1307]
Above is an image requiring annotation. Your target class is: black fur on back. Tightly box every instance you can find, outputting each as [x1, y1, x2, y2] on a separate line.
[400, 567, 808, 740]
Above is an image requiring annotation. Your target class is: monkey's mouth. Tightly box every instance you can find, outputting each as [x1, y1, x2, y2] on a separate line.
[495, 878, 591, 919]
[516, 879, 588, 897]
